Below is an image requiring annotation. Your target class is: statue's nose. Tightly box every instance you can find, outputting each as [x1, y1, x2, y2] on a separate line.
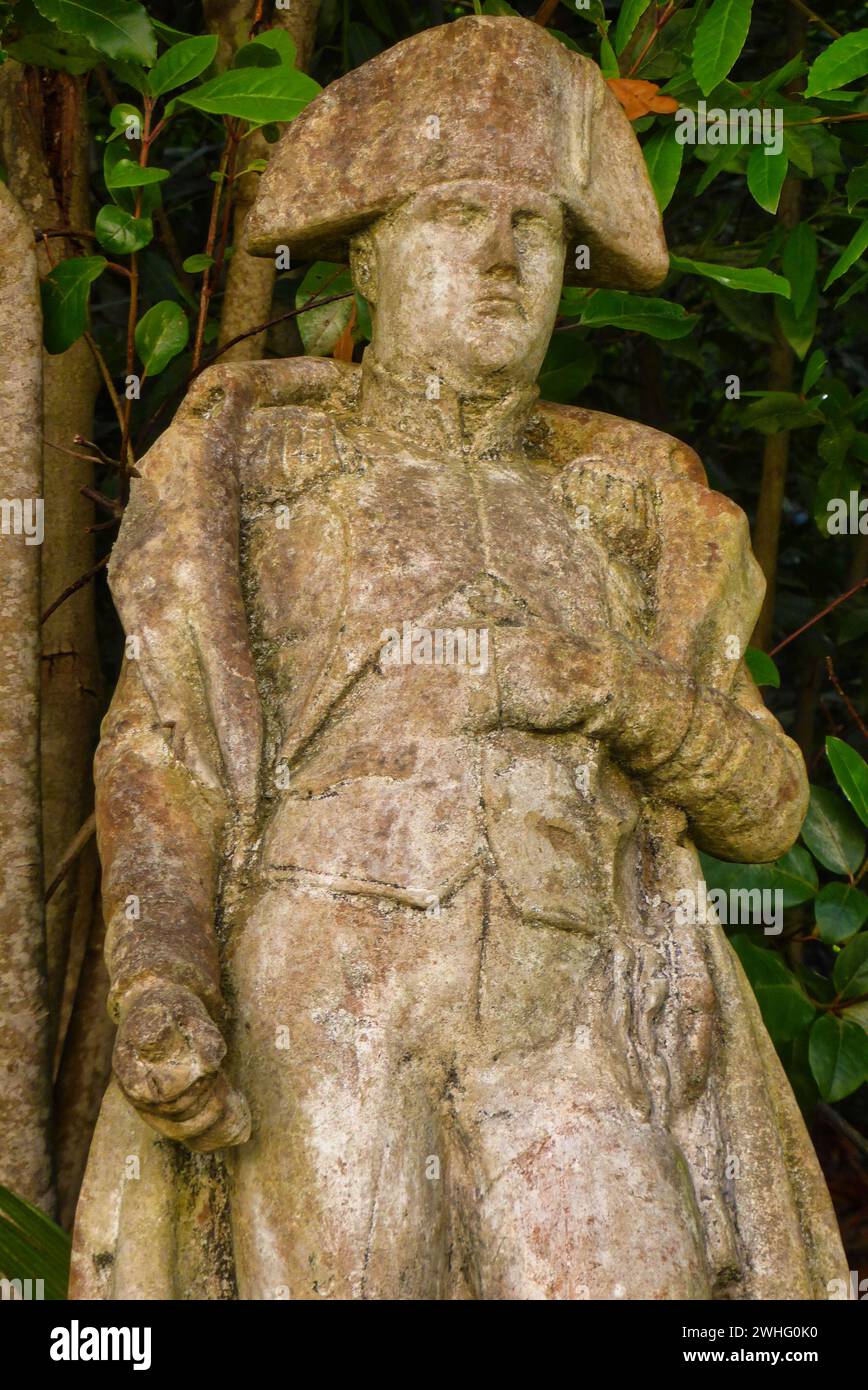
[477, 212, 519, 279]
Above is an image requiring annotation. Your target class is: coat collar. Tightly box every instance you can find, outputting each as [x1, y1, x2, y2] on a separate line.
[355, 351, 540, 460]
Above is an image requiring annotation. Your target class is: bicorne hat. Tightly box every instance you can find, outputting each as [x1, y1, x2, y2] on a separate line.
[245, 15, 668, 291]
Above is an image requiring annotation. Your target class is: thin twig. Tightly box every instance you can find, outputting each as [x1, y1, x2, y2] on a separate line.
[826, 656, 868, 740]
[816, 1101, 868, 1159]
[784, 113, 868, 128]
[532, 0, 559, 24]
[769, 578, 868, 656]
[202, 291, 354, 372]
[79, 485, 123, 517]
[45, 441, 106, 467]
[192, 123, 238, 373]
[36, 227, 95, 241]
[41, 553, 109, 626]
[73, 434, 136, 474]
[45, 812, 96, 904]
[627, 1, 679, 78]
[84, 332, 128, 447]
[786, 0, 842, 40]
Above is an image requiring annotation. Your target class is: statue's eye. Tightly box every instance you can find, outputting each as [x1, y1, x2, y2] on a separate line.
[513, 212, 548, 235]
[432, 202, 479, 225]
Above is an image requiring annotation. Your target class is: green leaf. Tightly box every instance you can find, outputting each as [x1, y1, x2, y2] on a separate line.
[105, 159, 170, 190]
[744, 646, 780, 687]
[801, 785, 865, 876]
[135, 300, 189, 376]
[32, 0, 155, 65]
[827, 737, 868, 829]
[731, 935, 817, 1043]
[692, 0, 754, 97]
[179, 63, 320, 124]
[804, 29, 868, 98]
[809, 1014, 868, 1101]
[182, 253, 215, 274]
[815, 883, 868, 946]
[539, 334, 596, 404]
[775, 279, 818, 360]
[358, 0, 398, 39]
[564, 0, 607, 25]
[746, 145, 788, 215]
[819, 418, 856, 469]
[742, 390, 822, 433]
[0, 1184, 70, 1300]
[782, 224, 817, 318]
[836, 268, 868, 310]
[708, 283, 773, 342]
[94, 204, 151, 254]
[847, 165, 868, 213]
[346, 20, 384, 67]
[148, 35, 218, 97]
[700, 844, 818, 909]
[669, 253, 790, 296]
[783, 127, 814, 177]
[802, 348, 826, 395]
[599, 34, 619, 79]
[814, 457, 861, 536]
[108, 101, 141, 137]
[108, 58, 149, 94]
[643, 126, 684, 212]
[296, 262, 354, 356]
[235, 28, 296, 68]
[575, 291, 696, 339]
[6, 6, 100, 73]
[834, 933, 868, 1001]
[824, 218, 868, 290]
[695, 141, 745, 196]
[614, 0, 651, 54]
[40, 256, 106, 354]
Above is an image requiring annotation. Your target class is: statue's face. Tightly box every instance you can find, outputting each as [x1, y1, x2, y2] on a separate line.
[357, 178, 566, 390]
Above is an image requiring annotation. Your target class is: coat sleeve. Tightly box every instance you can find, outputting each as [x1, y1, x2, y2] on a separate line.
[96, 364, 265, 1023]
[494, 625, 808, 865]
[599, 641, 809, 864]
[96, 658, 229, 1021]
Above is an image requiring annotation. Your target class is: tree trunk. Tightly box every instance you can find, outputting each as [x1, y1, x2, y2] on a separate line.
[750, 9, 807, 650]
[0, 62, 109, 1223]
[204, 0, 321, 362]
[0, 64, 102, 1036]
[0, 181, 52, 1211]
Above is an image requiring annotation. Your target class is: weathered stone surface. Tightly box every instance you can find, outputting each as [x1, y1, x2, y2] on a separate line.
[246, 16, 668, 291]
[0, 180, 52, 1211]
[72, 18, 845, 1299]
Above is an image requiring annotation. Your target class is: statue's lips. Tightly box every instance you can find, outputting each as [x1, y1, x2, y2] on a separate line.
[473, 293, 524, 316]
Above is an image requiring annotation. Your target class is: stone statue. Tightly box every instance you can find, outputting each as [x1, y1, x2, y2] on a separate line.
[72, 16, 846, 1300]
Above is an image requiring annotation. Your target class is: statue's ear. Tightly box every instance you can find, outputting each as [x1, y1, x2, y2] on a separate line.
[349, 230, 378, 305]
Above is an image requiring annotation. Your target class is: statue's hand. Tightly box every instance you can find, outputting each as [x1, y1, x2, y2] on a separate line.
[494, 621, 630, 732]
[113, 982, 250, 1152]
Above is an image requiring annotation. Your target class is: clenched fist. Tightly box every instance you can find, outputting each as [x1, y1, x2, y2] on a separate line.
[113, 982, 250, 1152]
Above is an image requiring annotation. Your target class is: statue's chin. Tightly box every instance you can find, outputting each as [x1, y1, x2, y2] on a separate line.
[453, 340, 534, 380]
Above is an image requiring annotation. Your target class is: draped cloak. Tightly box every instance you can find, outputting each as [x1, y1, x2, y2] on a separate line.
[70, 357, 846, 1299]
